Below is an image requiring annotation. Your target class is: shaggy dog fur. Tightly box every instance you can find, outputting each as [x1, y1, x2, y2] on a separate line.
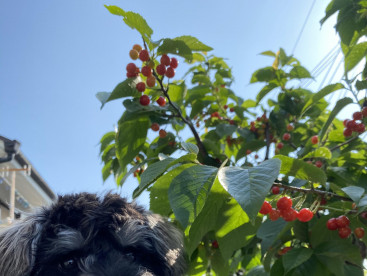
[0, 193, 186, 276]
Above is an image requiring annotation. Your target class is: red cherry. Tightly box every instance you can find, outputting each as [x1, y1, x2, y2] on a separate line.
[129, 49, 139, 60]
[356, 123, 365, 133]
[320, 198, 327, 205]
[160, 54, 171, 66]
[353, 111, 363, 121]
[278, 247, 292, 255]
[271, 186, 280, 195]
[276, 142, 284, 149]
[362, 107, 367, 117]
[354, 227, 365, 238]
[156, 96, 166, 107]
[315, 161, 323, 168]
[259, 201, 272, 215]
[269, 209, 281, 221]
[159, 129, 167, 138]
[343, 128, 353, 137]
[254, 154, 259, 159]
[311, 135, 319, 144]
[343, 119, 350, 127]
[281, 208, 298, 221]
[230, 107, 235, 112]
[246, 149, 252, 155]
[229, 120, 235, 125]
[146, 76, 156, 87]
[346, 120, 357, 130]
[150, 123, 160, 131]
[133, 44, 142, 52]
[287, 124, 294, 131]
[326, 218, 338, 230]
[136, 82, 146, 92]
[283, 133, 291, 141]
[223, 105, 228, 109]
[297, 208, 314, 222]
[141, 66, 152, 77]
[336, 215, 350, 228]
[170, 57, 179, 68]
[338, 227, 351, 239]
[165, 67, 175, 78]
[126, 72, 138, 78]
[126, 63, 137, 74]
[211, 111, 220, 118]
[156, 64, 166, 76]
[212, 240, 219, 249]
[277, 197, 293, 211]
[139, 95, 150, 106]
[139, 49, 150, 62]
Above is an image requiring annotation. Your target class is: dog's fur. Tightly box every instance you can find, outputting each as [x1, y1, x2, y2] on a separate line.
[0, 193, 186, 276]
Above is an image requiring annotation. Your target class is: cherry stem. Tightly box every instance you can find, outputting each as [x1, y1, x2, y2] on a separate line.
[272, 183, 352, 202]
[329, 135, 360, 152]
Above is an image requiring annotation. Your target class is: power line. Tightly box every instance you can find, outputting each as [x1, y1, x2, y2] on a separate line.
[292, 0, 317, 55]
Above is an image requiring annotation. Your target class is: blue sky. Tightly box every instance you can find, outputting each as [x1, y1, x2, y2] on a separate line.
[0, 1, 344, 206]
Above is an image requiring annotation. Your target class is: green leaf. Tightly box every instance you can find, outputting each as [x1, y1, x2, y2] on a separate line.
[341, 186, 365, 203]
[96, 92, 111, 109]
[345, 42, 367, 73]
[102, 159, 113, 181]
[104, 6, 153, 48]
[355, 80, 367, 91]
[301, 83, 344, 116]
[139, 157, 175, 191]
[250, 67, 276, 83]
[187, 179, 226, 255]
[319, 97, 353, 141]
[257, 219, 288, 254]
[256, 83, 279, 104]
[215, 124, 237, 137]
[282, 247, 313, 273]
[259, 50, 276, 57]
[150, 163, 196, 216]
[314, 239, 362, 265]
[218, 159, 281, 222]
[274, 155, 326, 185]
[246, 266, 269, 276]
[168, 165, 218, 228]
[157, 39, 193, 61]
[302, 147, 332, 159]
[100, 131, 116, 154]
[289, 66, 312, 79]
[242, 99, 257, 108]
[116, 116, 149, 170]
[173, 35, 213, 52]
[181, 142, 199, 155]
[215, 199, 260, 259]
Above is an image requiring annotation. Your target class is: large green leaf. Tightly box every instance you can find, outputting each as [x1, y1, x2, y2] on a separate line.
[257, 219, 288, 255]
[99, 131, 115, 154]
[301, 83, 344, 116]
[250, 67, 276, 83]
[116, 116, 149, 170]
[150, 163, 196, 216]
[218, 159, 281, 221]
[157, 39, 193, 61]
[173, 36, 213, 52]
[168, 165, 218, 228]
[215, 199, 261, 259]
[341, 186, 365, 203]
[289, 66, 312, 79]
[256, 83, 279, 104]
[314, 239, 362, 265]
[187, 179, 226, 256]
[319, 97, 353, 141]
[104, 5, 153, 48]
[274, 155, 326, 185]
[345, 42, 367, 73]
[282, 247, 313, 273]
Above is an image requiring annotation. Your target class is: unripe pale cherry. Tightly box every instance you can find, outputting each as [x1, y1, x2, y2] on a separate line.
[146, 76, 156, 87]
[129, 49, 139, 60]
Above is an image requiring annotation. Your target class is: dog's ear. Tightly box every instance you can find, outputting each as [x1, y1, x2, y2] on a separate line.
[0, 214, 44, 276]
[146, 214, 187, 276]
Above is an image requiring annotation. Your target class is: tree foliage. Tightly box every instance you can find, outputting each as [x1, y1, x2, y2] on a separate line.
[97, 1, 367, 275]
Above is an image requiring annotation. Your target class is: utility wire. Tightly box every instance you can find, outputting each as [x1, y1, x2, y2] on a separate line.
[291, 0, 317, 55]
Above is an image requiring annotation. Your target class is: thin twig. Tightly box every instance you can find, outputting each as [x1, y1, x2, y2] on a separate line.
[330, 135, 360, 151]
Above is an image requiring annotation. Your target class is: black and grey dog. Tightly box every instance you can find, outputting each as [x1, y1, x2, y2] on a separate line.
[0, 193, 186, 276]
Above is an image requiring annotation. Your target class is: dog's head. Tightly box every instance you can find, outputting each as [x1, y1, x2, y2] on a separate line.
[0, 193, 186, 276]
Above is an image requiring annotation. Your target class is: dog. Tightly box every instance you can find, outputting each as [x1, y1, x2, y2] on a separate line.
[0, 193, 186, 276]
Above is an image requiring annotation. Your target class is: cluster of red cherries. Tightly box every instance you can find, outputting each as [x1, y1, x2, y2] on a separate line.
[259, 196, 314, 222]
[326, 216, 365, 239]
[342, 107, 367, 137]
[125, 44, 179, 107]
